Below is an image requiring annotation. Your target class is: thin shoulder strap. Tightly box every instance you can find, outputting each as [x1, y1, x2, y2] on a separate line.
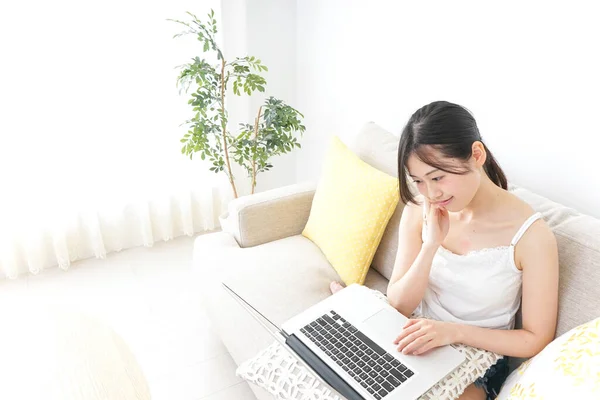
[510, 212, 543, 246]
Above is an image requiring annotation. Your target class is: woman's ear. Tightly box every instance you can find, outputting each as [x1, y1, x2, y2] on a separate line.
[471, 141, 487, 168]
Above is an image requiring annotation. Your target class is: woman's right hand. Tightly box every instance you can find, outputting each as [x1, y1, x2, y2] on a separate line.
[422, 198, 450, 249]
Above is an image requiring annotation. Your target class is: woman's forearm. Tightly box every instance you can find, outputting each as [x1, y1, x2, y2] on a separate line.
[387, 244, 438, 317]
[451, 323, 550, 358]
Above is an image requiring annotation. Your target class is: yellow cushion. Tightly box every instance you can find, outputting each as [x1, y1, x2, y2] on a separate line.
[302, 136, 399, 286]
[496, 317, 600, 399]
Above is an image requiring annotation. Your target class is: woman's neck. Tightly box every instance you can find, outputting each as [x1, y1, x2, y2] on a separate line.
[457, 173, 504, 222]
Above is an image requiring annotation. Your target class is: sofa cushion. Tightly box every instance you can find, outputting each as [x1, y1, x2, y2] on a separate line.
[302, 135, 399, 286]
[496, 317, 600, 399]
[194, 233, 389, 384]
[349, 122, 406, 281]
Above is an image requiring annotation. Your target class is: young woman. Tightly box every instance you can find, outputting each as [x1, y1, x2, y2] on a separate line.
[330, 101, 559, 399]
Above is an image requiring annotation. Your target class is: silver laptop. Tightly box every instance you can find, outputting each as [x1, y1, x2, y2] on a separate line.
[223, 282, 465, 400]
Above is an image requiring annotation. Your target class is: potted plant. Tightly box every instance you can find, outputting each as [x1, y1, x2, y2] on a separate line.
[169, 10, 306, 202]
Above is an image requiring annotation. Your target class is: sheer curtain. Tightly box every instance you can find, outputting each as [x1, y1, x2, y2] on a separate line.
[0, 0, 233, 279]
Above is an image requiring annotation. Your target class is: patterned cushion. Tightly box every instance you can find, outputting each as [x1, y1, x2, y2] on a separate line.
[496, 317, 600, 399]
[302, 136, 399, 285]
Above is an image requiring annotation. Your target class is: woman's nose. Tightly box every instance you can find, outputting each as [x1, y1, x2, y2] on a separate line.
[427, 185, 442, 200]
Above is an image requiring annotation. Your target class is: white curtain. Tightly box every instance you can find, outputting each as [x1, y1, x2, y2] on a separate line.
[0, 0, 233, 279]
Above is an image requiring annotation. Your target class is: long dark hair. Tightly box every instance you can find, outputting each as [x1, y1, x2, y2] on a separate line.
[398, 101, 507, 205]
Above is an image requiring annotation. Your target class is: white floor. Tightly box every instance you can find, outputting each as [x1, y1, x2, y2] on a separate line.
[0, 234, 257, 400]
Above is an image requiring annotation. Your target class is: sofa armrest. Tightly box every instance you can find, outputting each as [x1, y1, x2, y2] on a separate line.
[220, 181, 317, 248]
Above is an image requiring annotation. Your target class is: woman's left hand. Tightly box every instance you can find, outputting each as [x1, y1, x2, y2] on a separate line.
[393, 318, 458, 355]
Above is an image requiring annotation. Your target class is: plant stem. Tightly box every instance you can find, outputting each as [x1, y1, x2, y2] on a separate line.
[220, 57, 238, 199]
[251, 105, 262, 195]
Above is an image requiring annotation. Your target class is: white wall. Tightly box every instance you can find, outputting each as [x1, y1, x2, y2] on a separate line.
[295, 0, 600, 218]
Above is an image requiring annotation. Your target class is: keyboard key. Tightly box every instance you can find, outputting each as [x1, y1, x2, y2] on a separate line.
[374, 394, 382, 400]
[391, 359, 400, 367]
[374, 365, 383, 372]
[317, 318, 327, 326]
[390, 369, 406, 382]
[387, 375, 401, 388]
[373, 383, 381, 391]
[365, 348, 373, 356]
[382, 381, 394, 392]
[397, 364, 407, 372]
[369, 370, 378, 378]
[384, 354, 394, 363]
[375, 376, 385, 384]
[357, 360, 366, 368]
[378, 388, 388, 397]
[357, 350, 365, 357]
[348, 363, 356, 370]
[381, 370, 390, 377]
[360, 373, 368, 380]
[351, 356, 360, 363]
[349, 326, 358, 333]
[383, 362, 393, 370]
[367, 378, 375, 386]
[404, 369, 414, 378]
[363, 365, 372, 373]
[367, 388, 375, 394]
[348, 371, 356, 377]
[323, 315, 336, 325]
[368, 360, 377, 367]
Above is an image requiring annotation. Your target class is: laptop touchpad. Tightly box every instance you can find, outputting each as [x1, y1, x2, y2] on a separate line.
[362, 308, 408, 342]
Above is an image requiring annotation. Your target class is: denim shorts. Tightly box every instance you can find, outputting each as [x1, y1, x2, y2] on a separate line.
[473, 357, 510, 399]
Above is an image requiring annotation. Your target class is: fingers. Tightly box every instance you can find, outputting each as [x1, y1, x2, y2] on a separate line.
[401, 334, 432, 355]
[413, 341, 435, 355]
[403, 318, 418, 328]
[395, 328, 426, 353]
[393, 321, 420, 345]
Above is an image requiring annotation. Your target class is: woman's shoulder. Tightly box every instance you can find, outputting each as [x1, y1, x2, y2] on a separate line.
[502, 190, 537, 221]
[400, 195, 425, 228]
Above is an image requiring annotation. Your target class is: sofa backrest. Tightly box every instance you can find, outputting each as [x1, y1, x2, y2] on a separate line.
[351, 122, 600, 338]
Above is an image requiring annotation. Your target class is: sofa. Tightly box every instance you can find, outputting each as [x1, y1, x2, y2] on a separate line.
[192, 123, 600, 400]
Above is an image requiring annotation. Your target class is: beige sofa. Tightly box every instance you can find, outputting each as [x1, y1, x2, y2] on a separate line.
[192, 123, 600, 400]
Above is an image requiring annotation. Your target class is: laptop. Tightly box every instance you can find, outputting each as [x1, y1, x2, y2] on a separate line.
[223, 282, 465, 400]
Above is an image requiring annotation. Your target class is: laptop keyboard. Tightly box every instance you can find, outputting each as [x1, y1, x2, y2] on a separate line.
[300, 310, 415, 400]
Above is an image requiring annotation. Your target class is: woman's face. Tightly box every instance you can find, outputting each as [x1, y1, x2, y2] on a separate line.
[406, 149, 481, 212]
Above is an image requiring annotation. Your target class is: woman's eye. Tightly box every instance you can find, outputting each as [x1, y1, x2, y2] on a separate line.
[432, 176, 444, 182]
[412, 180, 422, 184]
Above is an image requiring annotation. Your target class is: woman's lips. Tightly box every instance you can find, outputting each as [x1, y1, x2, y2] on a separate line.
[434, 197, 453, 206]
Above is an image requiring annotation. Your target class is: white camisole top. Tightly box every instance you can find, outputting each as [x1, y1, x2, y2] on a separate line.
[416, 209, 543, 330]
